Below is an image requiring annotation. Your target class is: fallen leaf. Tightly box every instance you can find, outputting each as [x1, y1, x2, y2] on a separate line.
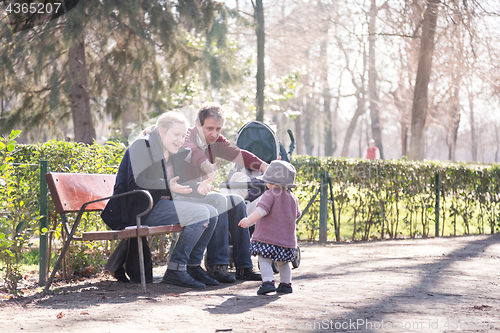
[81, 311, 89, 315]
[56, 312, 63, 319]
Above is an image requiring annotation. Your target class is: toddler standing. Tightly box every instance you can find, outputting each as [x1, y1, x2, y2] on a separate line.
[238, 160, 301, 294]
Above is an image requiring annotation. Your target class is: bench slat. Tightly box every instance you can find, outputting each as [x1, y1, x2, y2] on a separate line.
[46, 173, 116, 214]
[82, 225, 184, 241]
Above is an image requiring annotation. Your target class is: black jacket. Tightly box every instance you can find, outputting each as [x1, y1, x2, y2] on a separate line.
[102, 128, 202, 230]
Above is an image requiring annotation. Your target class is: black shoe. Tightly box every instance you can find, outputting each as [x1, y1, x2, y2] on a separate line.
[207, 265, 236, 283]
[162, 270, 206, 289]
[236, 267, 261, 281]
[257, 281, 276, 295]
[187, 266, 219, 286]
[113, 267, 130, 283]
[276, 282, 293, 294]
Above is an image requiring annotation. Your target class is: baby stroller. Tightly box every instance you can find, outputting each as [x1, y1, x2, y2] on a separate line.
[220, 121, 301, 272]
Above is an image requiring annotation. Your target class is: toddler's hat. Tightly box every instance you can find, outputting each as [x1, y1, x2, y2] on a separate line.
[257, 160, 297, 188]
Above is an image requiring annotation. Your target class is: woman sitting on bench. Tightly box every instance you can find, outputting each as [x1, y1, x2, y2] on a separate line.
[102, 111, 220, 289]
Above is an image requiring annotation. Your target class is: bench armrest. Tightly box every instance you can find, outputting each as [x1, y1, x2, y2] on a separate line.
[63, 190, 153, 241]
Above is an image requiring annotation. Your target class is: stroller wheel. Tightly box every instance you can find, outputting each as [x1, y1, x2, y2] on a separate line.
[271, 260, 279, 273]
[257, 259, 279, 274]
[292, 246, 301, 269]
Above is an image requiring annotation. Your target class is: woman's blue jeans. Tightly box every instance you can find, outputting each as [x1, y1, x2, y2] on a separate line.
[144, 198, 217, 270]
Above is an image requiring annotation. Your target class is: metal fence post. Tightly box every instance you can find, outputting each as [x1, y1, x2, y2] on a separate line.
[39, 160, 48, 286]
[435, 172, 440, 238]
[319, 171, 328, 244]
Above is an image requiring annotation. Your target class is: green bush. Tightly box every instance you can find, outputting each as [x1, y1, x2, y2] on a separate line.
[292, 156, 500, 241]
[0, 130, 33, 295]
[0, 137, 126, 292]
[1, 137, 499, 293]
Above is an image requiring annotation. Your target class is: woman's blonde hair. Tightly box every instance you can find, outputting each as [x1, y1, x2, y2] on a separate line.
[142, 111, 188, 135]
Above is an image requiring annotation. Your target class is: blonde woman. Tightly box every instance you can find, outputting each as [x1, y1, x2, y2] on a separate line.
[102, 112, 219, 289]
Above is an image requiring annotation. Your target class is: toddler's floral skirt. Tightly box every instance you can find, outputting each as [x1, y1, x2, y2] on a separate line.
[250, 241, 296, 262]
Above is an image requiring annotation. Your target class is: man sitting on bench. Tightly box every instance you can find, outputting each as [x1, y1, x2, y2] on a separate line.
[182, 103, 268, 282]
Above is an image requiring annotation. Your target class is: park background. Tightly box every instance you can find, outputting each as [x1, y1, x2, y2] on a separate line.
[1, 0, 500, 296]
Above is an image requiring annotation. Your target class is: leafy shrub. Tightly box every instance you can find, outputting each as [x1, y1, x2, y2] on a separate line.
[1, 137, 499, 293]
[0, 130, 38, 295]
[0, 138, 126, 292]
[293, 156, 500, 241]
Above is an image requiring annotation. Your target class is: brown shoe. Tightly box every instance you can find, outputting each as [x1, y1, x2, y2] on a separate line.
[207, 265, 236, 283]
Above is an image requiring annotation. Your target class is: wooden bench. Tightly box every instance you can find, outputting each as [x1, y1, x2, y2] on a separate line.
[44, 172, 184, 292]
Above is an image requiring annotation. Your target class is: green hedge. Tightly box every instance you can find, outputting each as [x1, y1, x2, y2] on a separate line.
[292, 156, 500, 241]
[1, 136, 499, 292]
[0, 137, 125, 293]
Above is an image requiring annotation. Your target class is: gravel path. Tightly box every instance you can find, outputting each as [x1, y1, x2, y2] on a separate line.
[1, 234, 499, 332]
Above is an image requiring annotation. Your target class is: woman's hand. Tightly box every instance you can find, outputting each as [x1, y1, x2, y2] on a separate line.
[238, 217, 252, 228]
[169, 176, 193, 194]
[197, 177, 214, 196]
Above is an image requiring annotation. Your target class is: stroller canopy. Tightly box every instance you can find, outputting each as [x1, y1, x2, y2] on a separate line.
[235, 121, 288, 163]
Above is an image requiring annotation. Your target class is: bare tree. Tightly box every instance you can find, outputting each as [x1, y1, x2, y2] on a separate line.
[408, 0, 441, 160]
[254, 0, 265, 122]
[368, 0, 384, 158]
[340, 37, 368, 158]
[391, 86, 412, 157]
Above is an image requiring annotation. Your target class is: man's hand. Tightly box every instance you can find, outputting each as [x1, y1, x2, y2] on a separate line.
[197, 177, 214, 196]
[260, 156, 282, 173]
[238, 217, 252, 228]
[201, 160, 220, 179]
[169, 176, 193, 194]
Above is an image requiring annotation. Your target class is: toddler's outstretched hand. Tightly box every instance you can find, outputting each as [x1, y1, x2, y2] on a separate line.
[238, 217, 252, 228]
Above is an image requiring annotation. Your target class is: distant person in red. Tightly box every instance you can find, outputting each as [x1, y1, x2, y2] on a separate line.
[365, 139, 380, 160]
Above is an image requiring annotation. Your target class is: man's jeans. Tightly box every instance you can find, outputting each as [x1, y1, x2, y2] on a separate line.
[144, 198, 217, 269]
[180, 193, 253, 269]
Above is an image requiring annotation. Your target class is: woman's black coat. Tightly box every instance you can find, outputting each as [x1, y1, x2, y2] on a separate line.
[101, 128, 203, 230]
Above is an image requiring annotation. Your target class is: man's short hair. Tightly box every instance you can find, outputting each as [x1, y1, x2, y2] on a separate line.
[197, 103, 225, 126]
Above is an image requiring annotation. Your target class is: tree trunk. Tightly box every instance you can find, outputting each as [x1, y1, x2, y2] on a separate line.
[448, 11, 463, 162]
[448, 85, 461, 161]
[331, 75, 342, 156]
[69, 40, 96, 144]
[304, 98, 314, 155]
[391, 89, 410, 157]
[408, 0, 440, 160]
[469, 94, 477, 161]
[294, 113, 302, 155]
[341, 88, 366, 157]
[401, 123, 408, 157]
[368, 0, 384, 159]
[495, 124, 499, 163]
[321, 36, 333, 156]
[255, 0, 265, 122]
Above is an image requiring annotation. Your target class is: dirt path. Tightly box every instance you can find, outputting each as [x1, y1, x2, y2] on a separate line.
[1, 234, 499, 332]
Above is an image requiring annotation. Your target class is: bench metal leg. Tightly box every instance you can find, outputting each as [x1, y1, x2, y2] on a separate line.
[137, 235, 147, 292]
[45, 215, 82, 292]
[135, 215, 147, 293]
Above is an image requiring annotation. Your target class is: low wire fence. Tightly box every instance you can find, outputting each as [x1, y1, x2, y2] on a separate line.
[1, 136, 499, 293]
[293, 156, 500, 242]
